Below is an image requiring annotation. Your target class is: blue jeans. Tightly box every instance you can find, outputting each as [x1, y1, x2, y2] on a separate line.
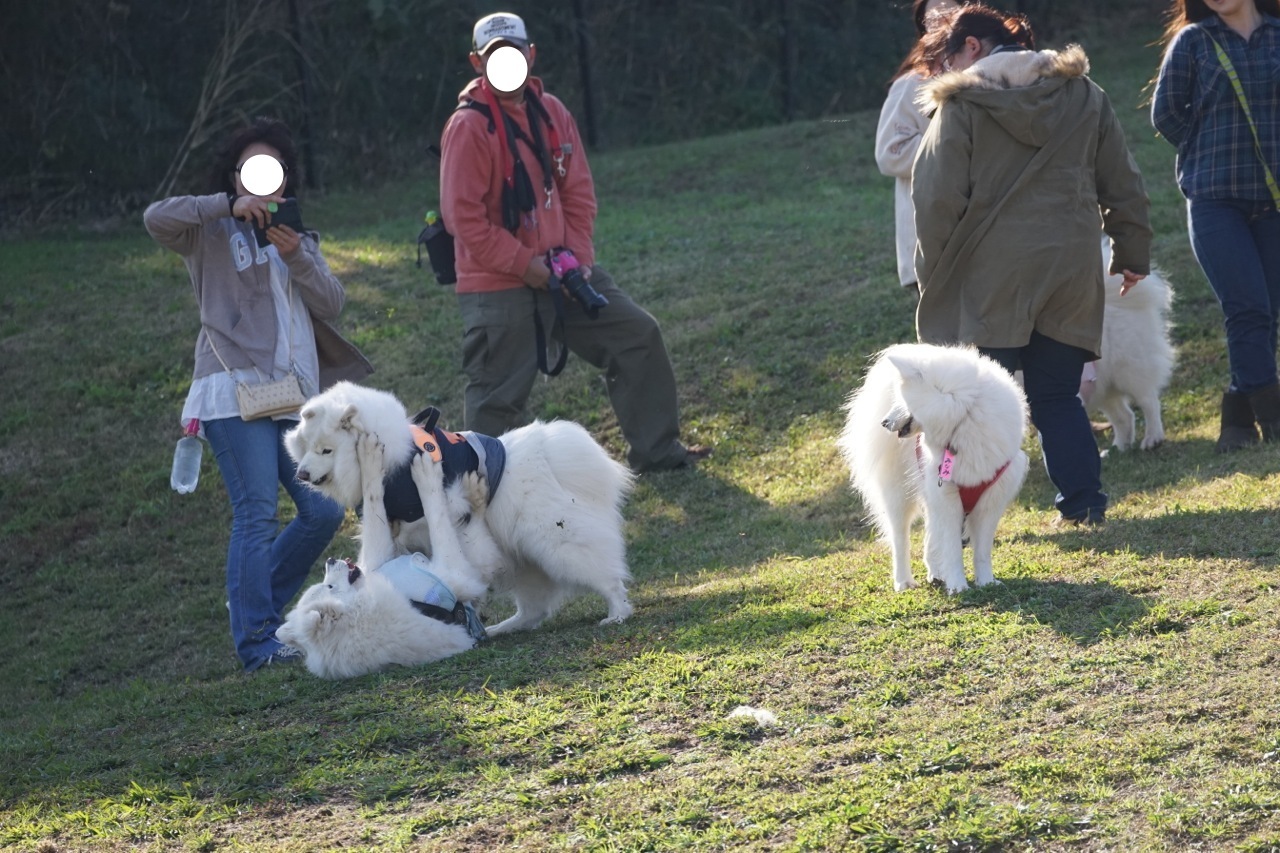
[981, 331, 1106, 520]
[204, 417, 345, 671]
[1188, 198, 1280, 394]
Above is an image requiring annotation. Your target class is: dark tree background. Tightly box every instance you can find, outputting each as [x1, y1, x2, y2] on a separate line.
[0, 0, 1164, 223]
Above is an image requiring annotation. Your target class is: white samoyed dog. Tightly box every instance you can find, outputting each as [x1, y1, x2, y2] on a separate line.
[276, 448, 487, 678]
[1089, 241, 1176, 451]
[285, 381, 636, 634]
[838, 343, 1030, 594]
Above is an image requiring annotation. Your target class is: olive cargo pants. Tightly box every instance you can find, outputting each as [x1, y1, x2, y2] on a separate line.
[456, 266, 688, 471]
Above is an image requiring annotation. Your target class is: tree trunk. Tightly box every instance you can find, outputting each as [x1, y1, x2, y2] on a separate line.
[289, 0, 321, 190]
[779, 0, 798, 122]
[571, 0, 602, 148]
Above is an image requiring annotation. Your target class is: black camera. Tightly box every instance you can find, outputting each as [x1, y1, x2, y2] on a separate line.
[548, 247, 607, 318]
[252, 198, 305, 248]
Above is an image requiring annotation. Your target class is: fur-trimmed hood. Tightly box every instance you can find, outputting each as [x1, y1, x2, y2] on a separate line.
[917, 44, 1091, 147]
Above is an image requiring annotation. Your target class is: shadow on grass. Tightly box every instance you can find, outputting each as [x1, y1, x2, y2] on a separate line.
[1017, 504, 1280, 563]
[958, 577, 1152, 645]
[624, 465, 863, 584]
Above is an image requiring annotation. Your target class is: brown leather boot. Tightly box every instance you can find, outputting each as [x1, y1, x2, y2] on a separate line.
[1248, 383, 1280, 442]
[1216, 391, 1259, 452]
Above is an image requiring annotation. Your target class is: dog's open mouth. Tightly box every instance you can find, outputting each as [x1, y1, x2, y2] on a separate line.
[312, 473, 331, 487]
[344, 558, 362, 584]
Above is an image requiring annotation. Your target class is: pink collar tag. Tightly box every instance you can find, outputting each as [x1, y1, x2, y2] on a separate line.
[938, 447, 956, 483]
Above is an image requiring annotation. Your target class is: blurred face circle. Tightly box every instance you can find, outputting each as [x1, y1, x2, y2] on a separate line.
[485, 44, 529, 94]
[236, 149, 285, 197]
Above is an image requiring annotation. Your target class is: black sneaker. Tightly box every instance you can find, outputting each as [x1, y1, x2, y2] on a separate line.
[1054, 508, 1106, 528]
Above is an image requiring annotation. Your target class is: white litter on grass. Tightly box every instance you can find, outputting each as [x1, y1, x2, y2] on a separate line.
[728, 705, 779, 728]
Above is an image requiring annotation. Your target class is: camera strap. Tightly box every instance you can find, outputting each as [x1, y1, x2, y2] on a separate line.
[524, 89, 566, 209]
[531, 281, 569, 376]
[468, 83, 568, 228]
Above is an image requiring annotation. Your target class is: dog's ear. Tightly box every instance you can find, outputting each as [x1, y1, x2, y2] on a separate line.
[338, 404, 362, 433]
[885, 352, 925, 383]
[283, 422, 304, 459]
[300, 404, 317, 420]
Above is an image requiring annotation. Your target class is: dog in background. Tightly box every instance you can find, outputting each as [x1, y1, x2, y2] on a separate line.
[838, 344, 1030, 594]
[1086, 240, 1176, 452]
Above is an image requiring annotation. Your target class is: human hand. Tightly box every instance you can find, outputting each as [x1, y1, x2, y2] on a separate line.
[1119, 269, 1145, 297]
[232, 193, 285, 229]
[523, 256, 552, 290]
[266, 223, 302, 258]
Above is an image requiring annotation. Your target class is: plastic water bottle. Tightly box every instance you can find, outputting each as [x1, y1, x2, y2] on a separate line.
[170, 420, 202, 494]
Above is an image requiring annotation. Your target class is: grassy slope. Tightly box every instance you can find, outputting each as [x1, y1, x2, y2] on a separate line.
[3, 19, 1280, 853]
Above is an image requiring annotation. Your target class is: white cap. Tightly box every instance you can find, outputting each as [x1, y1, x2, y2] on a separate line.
[473, 12, 528, 55]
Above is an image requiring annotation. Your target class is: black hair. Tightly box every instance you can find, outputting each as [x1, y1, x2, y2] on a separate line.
[892, 0, 976, 81]
[207, 117, 300, 196]
[916, 4, 1036, 76]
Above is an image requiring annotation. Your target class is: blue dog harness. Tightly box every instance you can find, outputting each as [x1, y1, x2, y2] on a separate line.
[378, 553, 488, 641]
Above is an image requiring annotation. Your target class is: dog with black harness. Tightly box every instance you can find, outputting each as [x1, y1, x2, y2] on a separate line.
[286, 380, 637, 635]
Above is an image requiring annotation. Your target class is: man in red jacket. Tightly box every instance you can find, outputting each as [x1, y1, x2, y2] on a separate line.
[440, 12, 709, 472]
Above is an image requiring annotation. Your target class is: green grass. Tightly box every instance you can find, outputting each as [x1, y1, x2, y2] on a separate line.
[4, 21, 1280, 852]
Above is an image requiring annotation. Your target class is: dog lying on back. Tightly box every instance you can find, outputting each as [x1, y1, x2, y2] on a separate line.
[285, 381, 636, 635]
[276, 449, 489, 678]
[839, 344, 1030, 594]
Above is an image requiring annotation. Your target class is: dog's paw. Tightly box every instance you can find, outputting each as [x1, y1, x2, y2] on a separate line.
[599, 600, 633, 625]
[460, 471, 489, 515]
[357, 433, 386, 491]
[945, 580, 971, 595]
[410, 447, 445, 489]
[893, 578, 919, 592]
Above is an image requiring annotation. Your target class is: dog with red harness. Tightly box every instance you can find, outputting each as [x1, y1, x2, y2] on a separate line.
[839, 343, 1030, 594]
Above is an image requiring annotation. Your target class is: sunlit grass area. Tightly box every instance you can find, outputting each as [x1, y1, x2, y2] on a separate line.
[3, 21, 1280, 852]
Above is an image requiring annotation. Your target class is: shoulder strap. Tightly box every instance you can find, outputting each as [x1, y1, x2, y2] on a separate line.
[1207, 33, 1280, 208]
[921, 127, 1079, 308]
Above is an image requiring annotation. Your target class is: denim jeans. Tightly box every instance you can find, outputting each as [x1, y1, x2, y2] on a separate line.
[1188, 198, 1280, 394]
[981, 331, 1106, 520]
[204, 416, 345, 671]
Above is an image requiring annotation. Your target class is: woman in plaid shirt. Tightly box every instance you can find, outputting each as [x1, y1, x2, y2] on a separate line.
[1152, 0, 1280, 450]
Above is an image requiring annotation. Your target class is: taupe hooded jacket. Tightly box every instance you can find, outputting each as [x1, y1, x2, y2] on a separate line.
[911, 45, 1151, 358]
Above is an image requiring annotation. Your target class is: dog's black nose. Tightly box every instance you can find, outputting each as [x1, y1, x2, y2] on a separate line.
[297, 468, 311, 483]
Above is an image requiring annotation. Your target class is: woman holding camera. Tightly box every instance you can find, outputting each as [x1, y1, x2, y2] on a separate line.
[144, 117, 370, 672]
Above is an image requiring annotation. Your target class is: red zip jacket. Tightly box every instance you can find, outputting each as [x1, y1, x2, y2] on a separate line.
[440, 77, 597, 293]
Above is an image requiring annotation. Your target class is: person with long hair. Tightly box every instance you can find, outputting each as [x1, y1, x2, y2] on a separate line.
[144, 117, 372, 672]
[1152, 0, 1280, 450]
[911, 5, 1152, 526]
[875, 0, 969, 298]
